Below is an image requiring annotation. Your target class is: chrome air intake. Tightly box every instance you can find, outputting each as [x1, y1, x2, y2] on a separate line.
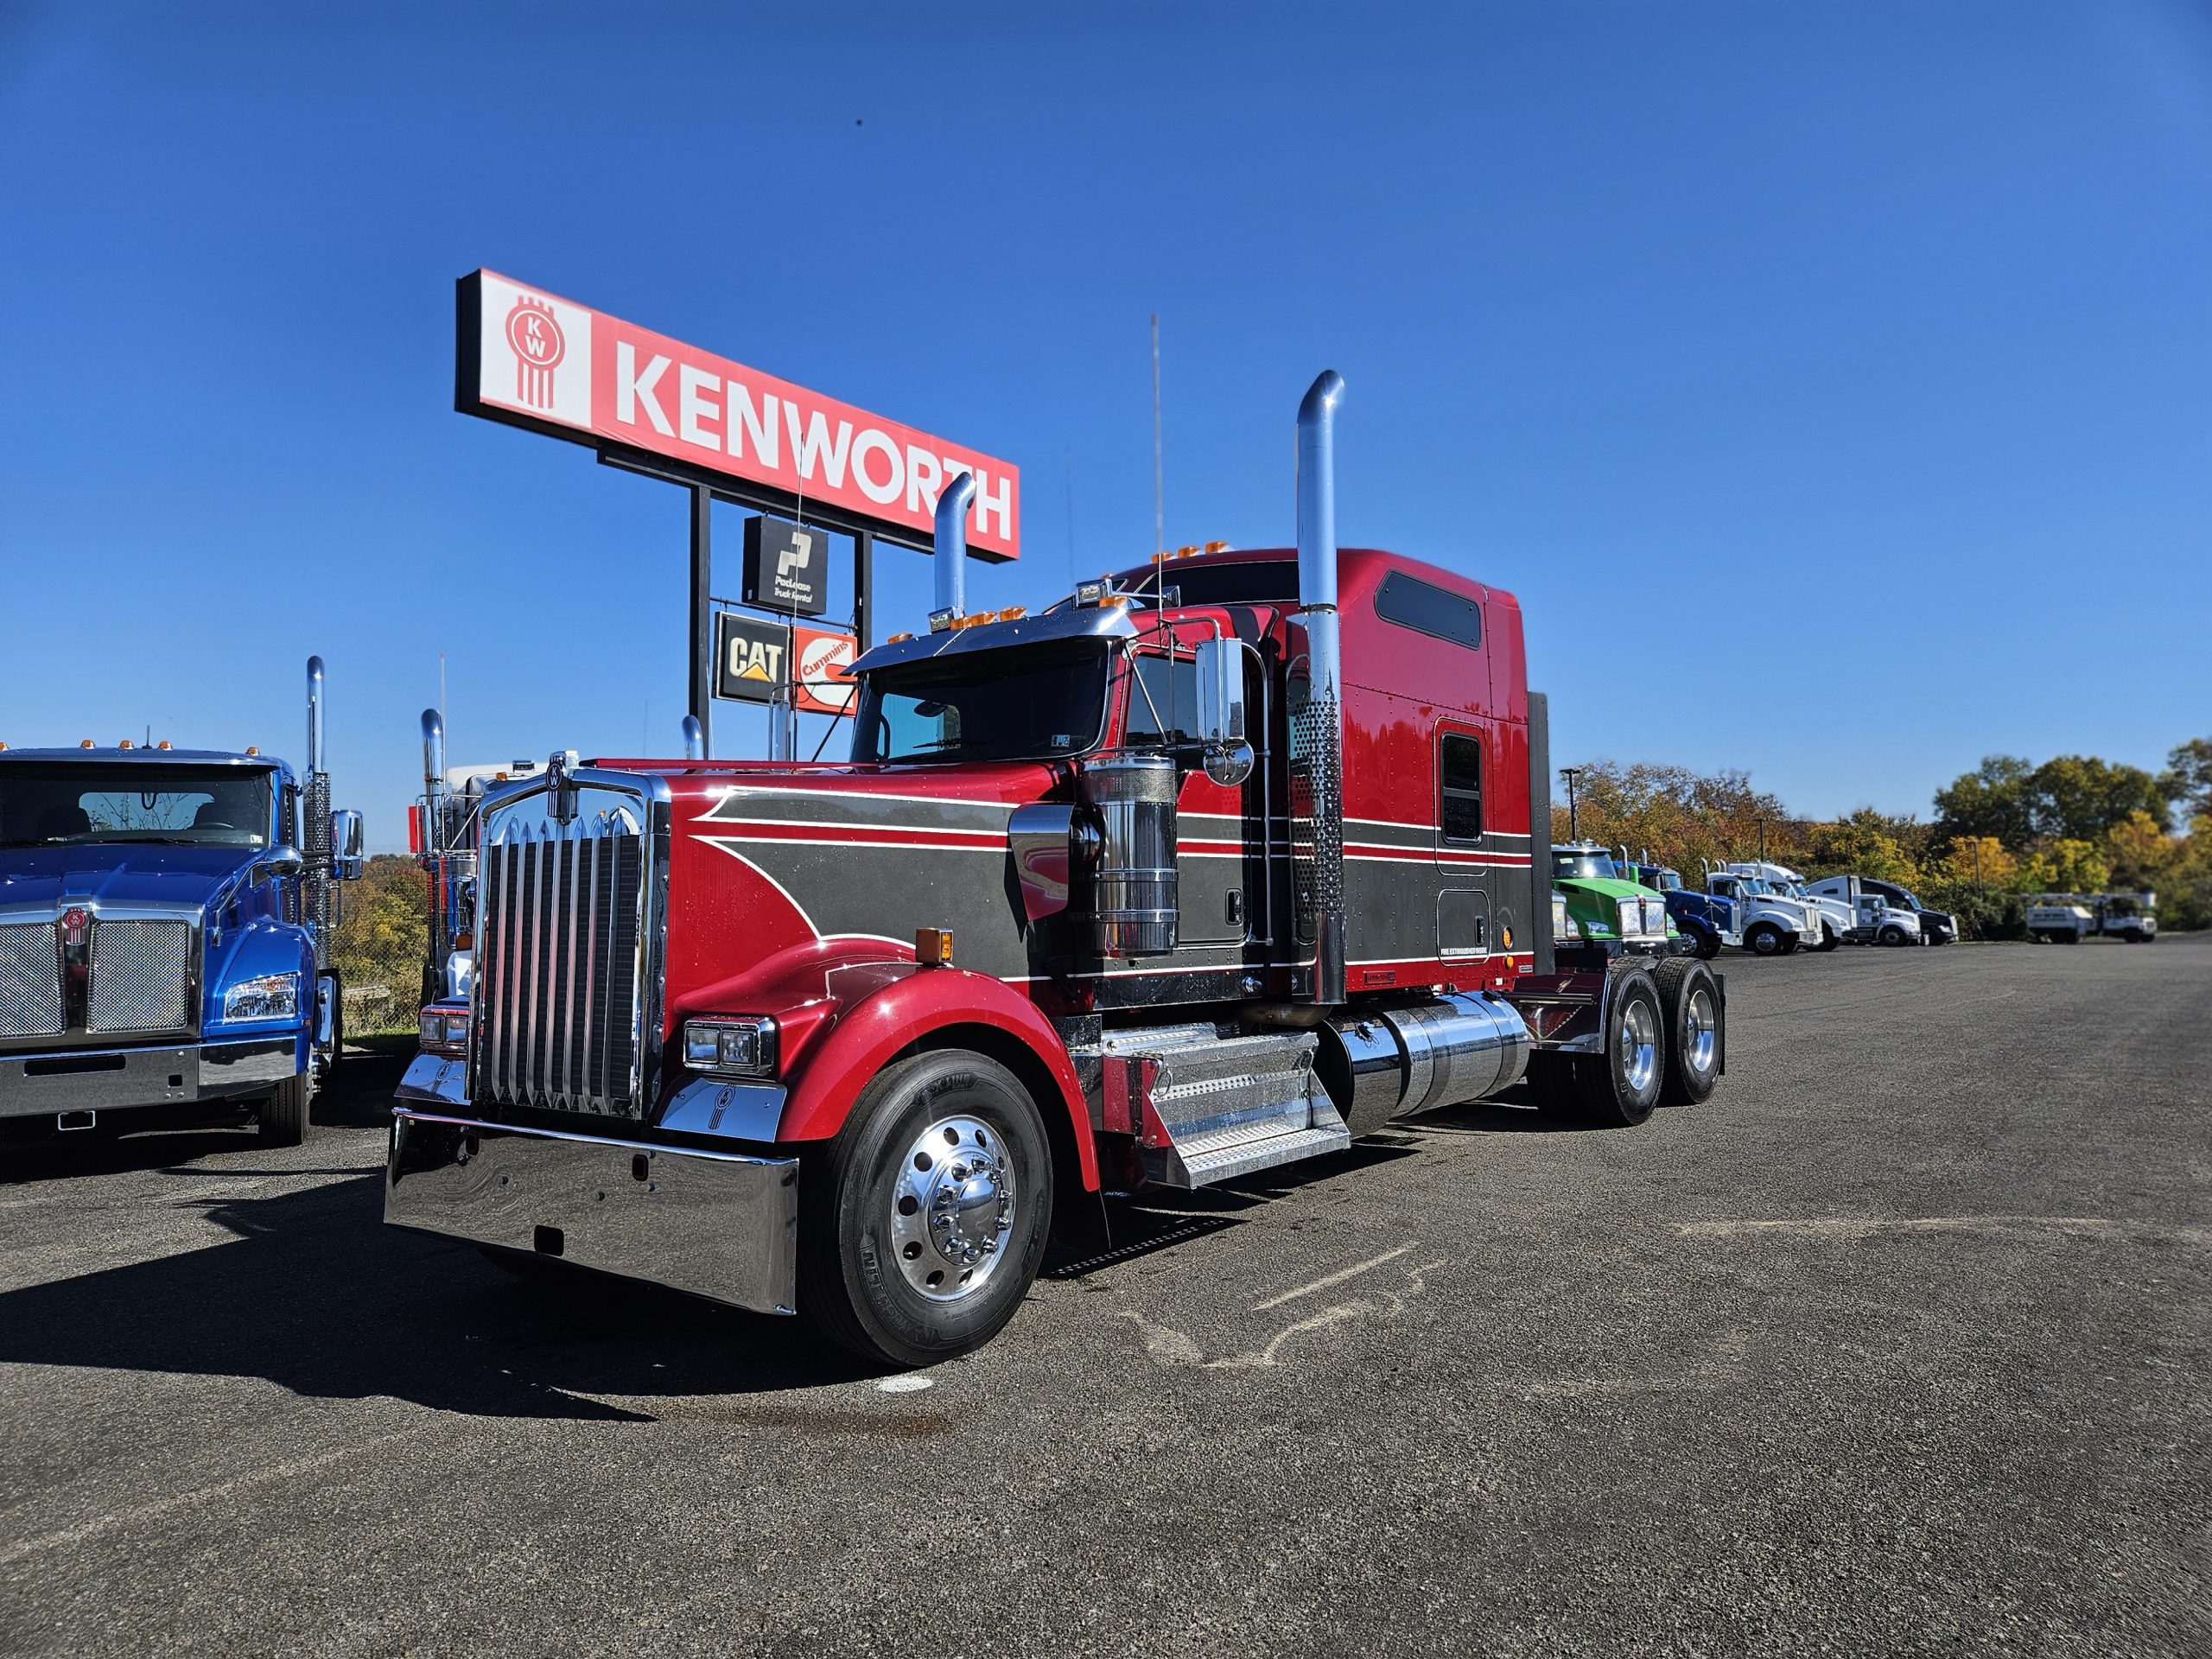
[1318, 992, 1531, 1139]
[1081, 753, 1179, 958]
[1294, 370, 1347, 1004]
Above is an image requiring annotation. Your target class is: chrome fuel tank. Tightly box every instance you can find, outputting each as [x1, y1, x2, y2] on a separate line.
[1319, 991, 1531, 1138]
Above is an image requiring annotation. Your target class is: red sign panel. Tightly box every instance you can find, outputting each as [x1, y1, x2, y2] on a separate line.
[791, 623, 858, 716]
[457, 270, 1020, 561]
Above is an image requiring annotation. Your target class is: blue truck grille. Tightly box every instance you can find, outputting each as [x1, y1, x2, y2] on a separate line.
[0, 923, 64, 1040]
[474, 826, 645, 1118]
[87, 920, 193, 1034]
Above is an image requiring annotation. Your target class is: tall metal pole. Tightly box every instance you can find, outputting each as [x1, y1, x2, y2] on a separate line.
[689, 486, 713, 760]
[1560, 766, 1584, 841]
[1150, 314, 1163, 556]
[852, 528, 873, 651]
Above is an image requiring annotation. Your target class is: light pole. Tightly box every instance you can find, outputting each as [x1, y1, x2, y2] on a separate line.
[1560, 766, 1585, 842]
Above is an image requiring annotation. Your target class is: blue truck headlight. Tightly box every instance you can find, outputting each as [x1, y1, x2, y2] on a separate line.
[417, 1008, 469, 1055]
[225, 973, 299, 1022]
[682, 1017, 778, 1078]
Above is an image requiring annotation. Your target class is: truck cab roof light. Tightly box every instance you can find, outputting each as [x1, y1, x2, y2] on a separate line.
[80, 739, 94, 748]
[886, 631, 915, 644]
[245, 746, 259, 755]
[119, 739, 132, 749]
[1203, 540, 1231, 554]
[156, 740, 170, 750]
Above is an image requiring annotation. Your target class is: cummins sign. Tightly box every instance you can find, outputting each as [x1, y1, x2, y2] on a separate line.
[456, 269, 1020, 561]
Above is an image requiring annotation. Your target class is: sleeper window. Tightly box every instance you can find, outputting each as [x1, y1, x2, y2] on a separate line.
[1440, 734, 1483, 842]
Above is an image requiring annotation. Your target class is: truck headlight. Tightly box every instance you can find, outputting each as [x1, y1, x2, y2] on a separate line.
[417, 1008, 469, 1056]
[224, 973, 299, 1022]
[682, 1016, 779, 1078]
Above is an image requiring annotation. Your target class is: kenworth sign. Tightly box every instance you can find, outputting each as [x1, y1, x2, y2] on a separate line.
[455, 270, 1020, 560]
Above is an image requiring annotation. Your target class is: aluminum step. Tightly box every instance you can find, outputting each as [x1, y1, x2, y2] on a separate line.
[1147, 1118, 1351, 1188]
[1086, 1024, 1351, 1189]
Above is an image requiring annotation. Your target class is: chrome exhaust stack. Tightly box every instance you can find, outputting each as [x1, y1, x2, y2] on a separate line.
[306, 655, 327, 777]
[680, 714, 706, 761]
[1295, 371, 1347, 1005]
[931, 471, 976, 626]
[421, 709, 447, 805]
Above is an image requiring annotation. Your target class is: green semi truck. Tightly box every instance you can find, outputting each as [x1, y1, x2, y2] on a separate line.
[1550, 842, 1681, 970]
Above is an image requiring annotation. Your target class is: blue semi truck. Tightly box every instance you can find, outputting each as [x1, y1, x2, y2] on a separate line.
[0, 659, 363, 1146]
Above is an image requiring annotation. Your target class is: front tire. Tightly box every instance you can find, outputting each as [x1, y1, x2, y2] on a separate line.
[1651, 957, 1722, 1105]
[1814, 923, 1840, 952]
[798, 1049, 1052, 1369]
[1878, 925, 1908, 947]
[1745, 922, 1784, 957]
[1689, 925, 1722, 960]
[257, 1070, 308, 1147]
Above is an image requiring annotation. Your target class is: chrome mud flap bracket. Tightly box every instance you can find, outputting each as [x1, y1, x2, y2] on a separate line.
[385, 1109, 800, 1316]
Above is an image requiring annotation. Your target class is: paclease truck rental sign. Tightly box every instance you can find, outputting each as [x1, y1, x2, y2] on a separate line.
[457, 270, 1020, 560]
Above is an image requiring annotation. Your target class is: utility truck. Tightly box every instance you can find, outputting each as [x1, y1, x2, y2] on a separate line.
[2024, 893, 2157, 944]
[385, 374, 1729, 1367]
[0, 660, 363, 1146]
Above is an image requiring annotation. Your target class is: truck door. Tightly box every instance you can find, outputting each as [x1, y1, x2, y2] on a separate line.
[1433, 722, 1493, 960]
[1124, 651, 1244, 946]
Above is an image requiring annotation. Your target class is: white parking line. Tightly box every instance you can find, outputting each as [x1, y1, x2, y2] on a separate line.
[1251, 1243, 1414, 1311]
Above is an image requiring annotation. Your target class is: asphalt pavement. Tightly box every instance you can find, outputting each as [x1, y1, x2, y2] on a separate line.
[1, 937, 2205, 1657]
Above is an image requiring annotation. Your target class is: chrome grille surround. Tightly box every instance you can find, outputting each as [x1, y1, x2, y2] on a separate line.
[469, 768, 670, 1121]
[87, 919, 194, 1034]
[0, 923, 64, 1039]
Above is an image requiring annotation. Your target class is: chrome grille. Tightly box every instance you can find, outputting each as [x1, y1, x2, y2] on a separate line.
[87, 919, 193, 1033]
[0, 923, 64, 1039]
[474, 823, 645, 1117]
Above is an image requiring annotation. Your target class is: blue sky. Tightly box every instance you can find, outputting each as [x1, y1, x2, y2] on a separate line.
[3, 2, 2207, 850]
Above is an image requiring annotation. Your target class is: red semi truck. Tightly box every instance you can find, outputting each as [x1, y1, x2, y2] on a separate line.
[386, 373, 1726, 1366]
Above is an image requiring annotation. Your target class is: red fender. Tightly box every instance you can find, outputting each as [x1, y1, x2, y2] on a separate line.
[778, 965, 1099, 1191]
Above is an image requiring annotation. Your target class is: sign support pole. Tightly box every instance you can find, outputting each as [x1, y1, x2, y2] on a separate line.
[690, 485, 713, 759]
[853, 529, 873, 651]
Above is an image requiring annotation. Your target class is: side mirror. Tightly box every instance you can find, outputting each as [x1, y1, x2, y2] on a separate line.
[1192, 636, 1255, 787]
[257, 846, 307, 882]
[330, 809, 365, 880]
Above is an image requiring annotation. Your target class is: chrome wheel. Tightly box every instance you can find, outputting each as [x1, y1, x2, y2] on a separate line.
[1682, 986, 1718, 1077]
[1620, 997, 1661, 1095]
[889, 1115, 1016, 1302]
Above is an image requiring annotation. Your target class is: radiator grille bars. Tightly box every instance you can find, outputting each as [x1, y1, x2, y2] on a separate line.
[474, 823, 645, 1117]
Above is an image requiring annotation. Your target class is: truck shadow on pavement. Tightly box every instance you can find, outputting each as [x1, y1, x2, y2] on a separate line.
[0, 1172, 882, 1421]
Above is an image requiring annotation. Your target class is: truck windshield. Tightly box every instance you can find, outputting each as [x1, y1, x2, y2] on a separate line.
[852, 641, 1110, 766]
[1554, 849, 1620, 880]
[1645, 869, 1682, 892]
[0, 764, 274, 849]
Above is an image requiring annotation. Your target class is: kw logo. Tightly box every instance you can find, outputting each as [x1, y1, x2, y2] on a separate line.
[505, 294, 566, 410]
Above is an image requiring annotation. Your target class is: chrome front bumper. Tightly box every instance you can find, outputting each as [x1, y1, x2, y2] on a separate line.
[385, 1109, 800, 1317]
[0, 1036, 300, 1120]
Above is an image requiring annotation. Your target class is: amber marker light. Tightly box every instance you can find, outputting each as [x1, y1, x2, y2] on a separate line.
[914, 927, 954, 967]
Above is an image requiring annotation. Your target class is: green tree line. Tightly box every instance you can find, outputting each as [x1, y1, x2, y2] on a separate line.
[1552, 738, 2212, 938]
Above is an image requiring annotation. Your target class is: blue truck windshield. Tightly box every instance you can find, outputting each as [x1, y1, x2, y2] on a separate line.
[0, 764, 273, 849]
[852, 642, 1109, 765]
